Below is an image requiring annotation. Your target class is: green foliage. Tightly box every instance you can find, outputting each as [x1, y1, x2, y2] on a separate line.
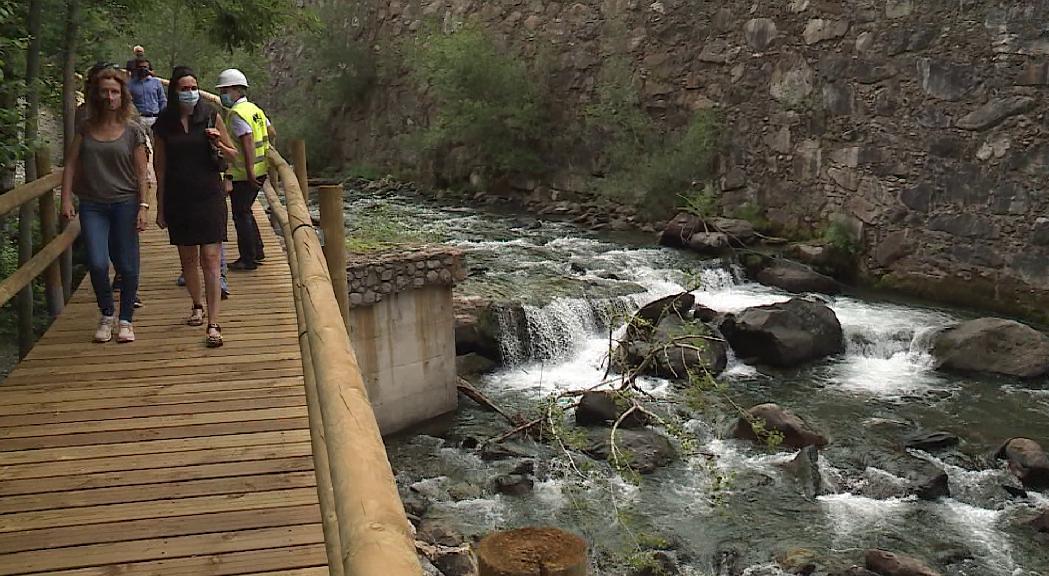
[730, 201, 771, 232]
[345, 201, 442, 254]
[585, 56, 653, 169]
[407, 25, 547, 178]
[822, 219, 860, 255]
[677, 182, 718, 219]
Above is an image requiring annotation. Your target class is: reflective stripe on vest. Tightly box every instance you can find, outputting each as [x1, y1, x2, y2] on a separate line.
[227, 101, 269, 181]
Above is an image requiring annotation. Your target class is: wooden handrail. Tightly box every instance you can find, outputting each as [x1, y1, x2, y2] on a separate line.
[0, 217, 80, 308]
[266, 148, 421, 575]
[0, 171, 63, 218]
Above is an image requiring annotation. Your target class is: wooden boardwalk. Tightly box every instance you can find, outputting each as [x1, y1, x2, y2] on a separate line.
[0, 205, 329, 575]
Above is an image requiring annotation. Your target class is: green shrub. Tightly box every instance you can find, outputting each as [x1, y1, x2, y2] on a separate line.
[730, 201, 771, 232]
[822, 219, 860, 254]
[407, 25, 547, 178]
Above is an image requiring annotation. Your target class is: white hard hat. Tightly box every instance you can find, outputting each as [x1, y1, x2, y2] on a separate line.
[216, 68, 249, 89]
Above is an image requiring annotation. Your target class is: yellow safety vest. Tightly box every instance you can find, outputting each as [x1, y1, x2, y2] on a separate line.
[227, 100, 269, 181]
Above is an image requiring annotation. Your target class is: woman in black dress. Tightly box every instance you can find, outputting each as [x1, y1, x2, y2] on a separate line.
[154, 66, 238, 347]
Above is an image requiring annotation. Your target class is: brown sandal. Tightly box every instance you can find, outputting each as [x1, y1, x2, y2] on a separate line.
[187, 304, 205, 326]
[206, 323, 223, 348]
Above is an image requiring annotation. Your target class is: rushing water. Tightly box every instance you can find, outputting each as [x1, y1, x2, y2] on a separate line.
[346, 188, 1049, 575]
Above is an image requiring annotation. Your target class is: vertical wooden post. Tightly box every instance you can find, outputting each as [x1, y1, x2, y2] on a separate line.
[16, 155, 37, 358]
[319, 185, 348, 325]
[291, 139, 308, 203]
[36, 149, 62, 317]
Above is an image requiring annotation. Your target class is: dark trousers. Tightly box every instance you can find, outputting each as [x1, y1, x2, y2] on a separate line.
[230, 178, 266, 264]
[80, 199, 139, 322]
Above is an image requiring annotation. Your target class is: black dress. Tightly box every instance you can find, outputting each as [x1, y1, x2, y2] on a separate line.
[154, 102, 227, 246]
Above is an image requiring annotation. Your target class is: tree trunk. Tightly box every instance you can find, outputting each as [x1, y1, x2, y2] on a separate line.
[60, 0, 80, 301]
[18, 0, 43, 357]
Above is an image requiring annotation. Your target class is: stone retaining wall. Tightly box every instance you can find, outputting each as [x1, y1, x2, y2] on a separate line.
[347, 246, 466, 307]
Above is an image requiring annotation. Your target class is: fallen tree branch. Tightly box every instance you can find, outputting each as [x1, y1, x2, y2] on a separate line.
[457, 377, 522, 426]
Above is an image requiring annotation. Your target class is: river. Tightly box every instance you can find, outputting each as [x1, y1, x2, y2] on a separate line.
[343, 186, 1049, 575]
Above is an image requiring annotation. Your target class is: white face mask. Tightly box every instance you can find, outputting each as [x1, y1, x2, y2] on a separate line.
[178, 89, 200, 107]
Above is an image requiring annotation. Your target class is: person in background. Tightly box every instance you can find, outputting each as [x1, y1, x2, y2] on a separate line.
[60, 68, 149, 343]
[155, 66, 239, 347]
[216, 68, 274, 271]
[125, 45, 149, 76]
[128, 58, 165, 129]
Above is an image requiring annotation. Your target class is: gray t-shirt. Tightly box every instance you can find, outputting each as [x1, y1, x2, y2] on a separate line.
[74, 121, 147, 203]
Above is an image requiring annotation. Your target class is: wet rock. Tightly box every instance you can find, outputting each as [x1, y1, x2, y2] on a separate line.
[733, 403, 829, 449]
[621, 315, 728, 378]
[932, 318, 1049, 378]
[584, 427, 677, 473]
[576, 391, 646, 428]
[776, 547, 818, 575]
[916, 59, 974, 101]
[865, 549, 942, 576]
[832, 568, 879, 576]
[417, 518, 464, 547]
[660, 213, 703, 248]
[1028, 510, 1049, 533]
[419, 554, 442, 576]
[754, 259, 841, 295]
[456, 353, 496, 376]
[784, 445, 824, 499]
[632, 293, 696, 335]
[744, 18, 778, 51]
[435, 550, 476, 576]
[401, 490, 431, 518]
[492, 474, 534, 496]
[710, 217, 757, 243]
[480, 442, 533, 461]
[995, 437, 1049, 490]
[903, 431, 959, 451]
[721, 299, 845, 367]
[694, 304, 720, 323]
[803, 19, 849, 45]
[909, 461, 950, 500]
[956, 96, 1035, 131]
[688, 232, 730, 254]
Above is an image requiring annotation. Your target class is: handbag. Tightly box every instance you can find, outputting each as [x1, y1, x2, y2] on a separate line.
[207, 110, 229, 173]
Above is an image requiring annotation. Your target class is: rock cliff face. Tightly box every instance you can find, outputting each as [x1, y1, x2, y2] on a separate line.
[268, 0, 1049, 322]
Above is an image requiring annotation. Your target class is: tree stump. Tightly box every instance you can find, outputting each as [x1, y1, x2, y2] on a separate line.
[476, 527, 587, 576]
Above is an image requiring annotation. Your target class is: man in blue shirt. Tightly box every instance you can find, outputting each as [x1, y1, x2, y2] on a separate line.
[128, 58, 165, 127]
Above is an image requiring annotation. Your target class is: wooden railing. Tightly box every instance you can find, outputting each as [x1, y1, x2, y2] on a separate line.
[0, 149, 78, 357]
[263, 145, 421, 575]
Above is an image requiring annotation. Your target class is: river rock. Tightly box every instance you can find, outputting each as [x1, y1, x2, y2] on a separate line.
[903, 431, 960, 451]
[688, 232, 730, 253]
[417, 518, 465, 547]
[909, 461, 950, 500]
[864, 549, 942, 576]
[434, 551, 476, 576]
[720, 298, 845, 367]
[733, 403, 829, 449]
[694, 304, 720, 323]
[931, 318, 1049, 378]
[784, 445, 824, 499]
[629, 550, 681, 576]
[621, 315, 729, 378]
[584, 427, 677, 473]
[456, 352, 496, 376]
[492, 474, 534, 496]
[1028, 510, 1049, 533]
[831, 568, 879, 576]
[755, 259, 841, 295]
[995, 437, 1049, 490]
[576, 391, 646, 428]
[632, 293, 696, 334]
[710, 217, 757, 243]
[776, 547, 818, 575]
[660, 213, 703, 248]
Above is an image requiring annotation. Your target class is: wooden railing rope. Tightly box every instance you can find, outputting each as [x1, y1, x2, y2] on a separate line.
[264, 147, 421, 575]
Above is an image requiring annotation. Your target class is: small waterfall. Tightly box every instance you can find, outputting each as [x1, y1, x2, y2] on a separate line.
[493, 296, 640, 365]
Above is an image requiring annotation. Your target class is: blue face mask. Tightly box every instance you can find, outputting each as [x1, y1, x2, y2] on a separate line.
[178, 89, 200, 106]
[220, 93, 235, 107]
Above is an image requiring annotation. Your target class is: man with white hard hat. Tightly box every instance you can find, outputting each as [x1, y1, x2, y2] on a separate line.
[216, 68, 275, 271]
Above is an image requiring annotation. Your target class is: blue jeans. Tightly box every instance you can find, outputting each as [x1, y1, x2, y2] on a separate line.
[80, 199, 140, 322]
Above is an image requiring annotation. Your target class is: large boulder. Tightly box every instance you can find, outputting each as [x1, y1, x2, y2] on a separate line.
[902, 431, 960, 452]
[575, 391, 646, 428]
[659, 213, 703, 248]
[784, 445, 825, 499]
[631, 293, 695, 336]
[995, 437, 1049, 490]
[620, 315, 728, 379]
[720, 298, 845, 366]
[864, 549, 941, 576]
[755, 259, 841, 295]
[733, 403, 829, 449]
[931, 318, 1049, 378]
[584, 427, 677, 473]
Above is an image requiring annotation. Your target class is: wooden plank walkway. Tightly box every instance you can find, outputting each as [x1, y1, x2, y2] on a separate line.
[0, 204, 329, 575]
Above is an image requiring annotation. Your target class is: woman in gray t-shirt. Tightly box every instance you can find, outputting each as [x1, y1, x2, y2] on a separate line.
[60, 68, 149, 344]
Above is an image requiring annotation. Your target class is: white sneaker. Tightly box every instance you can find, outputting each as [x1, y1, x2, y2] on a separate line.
[116, 321, 135, 343]
[94, 315, 115, 343]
